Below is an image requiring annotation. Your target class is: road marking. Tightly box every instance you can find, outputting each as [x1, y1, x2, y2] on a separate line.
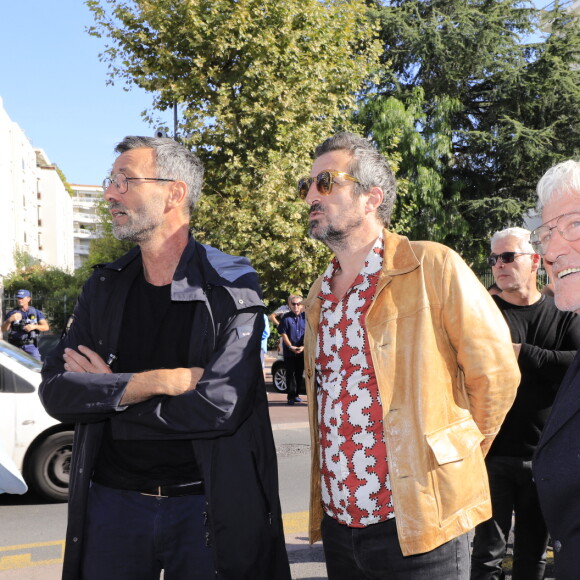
[0, 512, 310, 571]
[282, 510, 309, 535]
[0, 541, 64, 570]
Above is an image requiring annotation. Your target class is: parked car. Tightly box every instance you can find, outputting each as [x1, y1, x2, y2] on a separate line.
[270, 355, 287, 393]
[270, 350, 306, 394]
[0, 339, 74, 501]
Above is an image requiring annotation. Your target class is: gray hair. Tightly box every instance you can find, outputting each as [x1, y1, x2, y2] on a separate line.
[115, 136, 204, 214]
[314, 132, 397, 226]
[537, 159, 580, 209]
[287, 294, 303, 304]
[491, 227, 535, 254]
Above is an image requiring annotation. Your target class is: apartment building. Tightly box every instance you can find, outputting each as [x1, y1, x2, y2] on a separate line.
[0, 98, 74, 281]
[36, 149, 75, 272]
[70, 183, 103, 270]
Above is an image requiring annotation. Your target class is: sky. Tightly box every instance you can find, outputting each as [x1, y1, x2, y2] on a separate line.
[0, 1, 173, 186]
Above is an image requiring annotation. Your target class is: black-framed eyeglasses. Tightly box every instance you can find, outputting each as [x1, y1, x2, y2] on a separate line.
[297, 170, 360, 199]
[290, 302, 302, 306]
[530, 212, 580, 255]
[487, 252, 535, 267]
[103, 173, 176, 194]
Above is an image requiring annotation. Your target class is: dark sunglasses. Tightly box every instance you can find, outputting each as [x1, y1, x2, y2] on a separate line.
[297, 170, 360, 199]
[486, 252, 535, 267]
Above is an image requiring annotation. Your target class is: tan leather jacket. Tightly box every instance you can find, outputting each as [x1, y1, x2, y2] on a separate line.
[304, 230, 520, 556]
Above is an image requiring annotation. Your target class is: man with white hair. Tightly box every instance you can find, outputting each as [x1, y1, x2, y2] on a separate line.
[471, 225, 580, 580]
[531, 160, 580, 580]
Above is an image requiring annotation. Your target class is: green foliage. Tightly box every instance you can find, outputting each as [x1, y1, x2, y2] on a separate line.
[55, 165, 75, 197]
[86, 0, 381, 305]
[267, 324, 280, 351]
[361, 0, 580, 265]
[13, 246, 42, 271]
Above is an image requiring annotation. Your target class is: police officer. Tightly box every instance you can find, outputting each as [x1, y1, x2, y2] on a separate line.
[2, 289, 49, 360]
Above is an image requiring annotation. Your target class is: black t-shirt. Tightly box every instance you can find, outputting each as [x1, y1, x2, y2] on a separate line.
[93, 270, 202, 489]
[489, 294, 580, 458]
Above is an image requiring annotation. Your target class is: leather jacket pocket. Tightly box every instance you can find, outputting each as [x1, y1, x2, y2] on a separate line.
[425, 417, 488, 524]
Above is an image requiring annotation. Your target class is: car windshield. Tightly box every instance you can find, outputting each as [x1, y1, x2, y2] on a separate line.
[0, 340, 42, 372]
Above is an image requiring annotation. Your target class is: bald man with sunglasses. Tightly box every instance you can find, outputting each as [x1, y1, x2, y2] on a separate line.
[299, 131, 520, 579]
[471, 227, 580, 580]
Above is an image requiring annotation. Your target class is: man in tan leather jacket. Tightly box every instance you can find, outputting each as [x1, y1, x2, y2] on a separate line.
[298, 132, 520, 579]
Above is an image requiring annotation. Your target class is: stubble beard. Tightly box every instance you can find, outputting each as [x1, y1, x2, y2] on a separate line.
[308, 220, 349, 250]
[111, 201, 164, 243]
[553, 278, 580, 314]
[308, 204, 363, 252]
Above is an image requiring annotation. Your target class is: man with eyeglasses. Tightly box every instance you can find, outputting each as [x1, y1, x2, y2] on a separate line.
[300, 131, 520, 579]
[277, 294, 306, 405]
[530, 160, 580, 580]
[470, 227, 580, 580]
[39, 136, 290, 580]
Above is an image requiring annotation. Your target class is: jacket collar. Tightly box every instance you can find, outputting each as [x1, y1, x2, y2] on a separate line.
[98, 235, 263, 308]
[381, 228, 421, 277]
[304, 228, 420, 327]
[306, 228, 419, 299]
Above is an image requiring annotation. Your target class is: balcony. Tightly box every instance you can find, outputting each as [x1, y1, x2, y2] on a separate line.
[73, 228, 97, 239]
[73, 212, 100, 224]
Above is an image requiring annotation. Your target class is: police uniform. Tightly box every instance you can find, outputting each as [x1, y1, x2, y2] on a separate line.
[4, 303, 46, 360]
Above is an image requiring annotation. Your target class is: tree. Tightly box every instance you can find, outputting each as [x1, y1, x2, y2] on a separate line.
[13, 246, 42, 271]
[86, 0, 380, 305]
[360, 0, 580, 265]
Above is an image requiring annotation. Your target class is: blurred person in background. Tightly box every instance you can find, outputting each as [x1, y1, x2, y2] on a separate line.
[2, 289, 49, 360]
[278, 294, 305, 405]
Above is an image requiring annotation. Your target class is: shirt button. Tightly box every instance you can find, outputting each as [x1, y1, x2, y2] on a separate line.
[554, 540, 562, 552]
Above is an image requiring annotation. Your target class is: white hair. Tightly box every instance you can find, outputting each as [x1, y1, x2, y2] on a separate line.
[491, 227, 535, 254]
[537, 159, 580, 209]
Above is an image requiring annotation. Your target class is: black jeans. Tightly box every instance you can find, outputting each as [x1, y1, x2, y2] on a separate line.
[321, 513, 471, 580]
[284, 354, 304, 401]
[470, 456, 548, 580]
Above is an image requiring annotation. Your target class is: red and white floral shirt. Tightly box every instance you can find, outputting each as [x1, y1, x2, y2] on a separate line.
[315, 236, 395, 527]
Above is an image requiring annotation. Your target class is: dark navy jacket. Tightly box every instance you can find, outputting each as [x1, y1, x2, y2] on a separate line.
[534, 351, 580, 580]
[40, 237, 290, 580]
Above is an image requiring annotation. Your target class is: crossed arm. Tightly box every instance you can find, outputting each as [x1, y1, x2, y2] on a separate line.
[62, 345, 203, 405]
